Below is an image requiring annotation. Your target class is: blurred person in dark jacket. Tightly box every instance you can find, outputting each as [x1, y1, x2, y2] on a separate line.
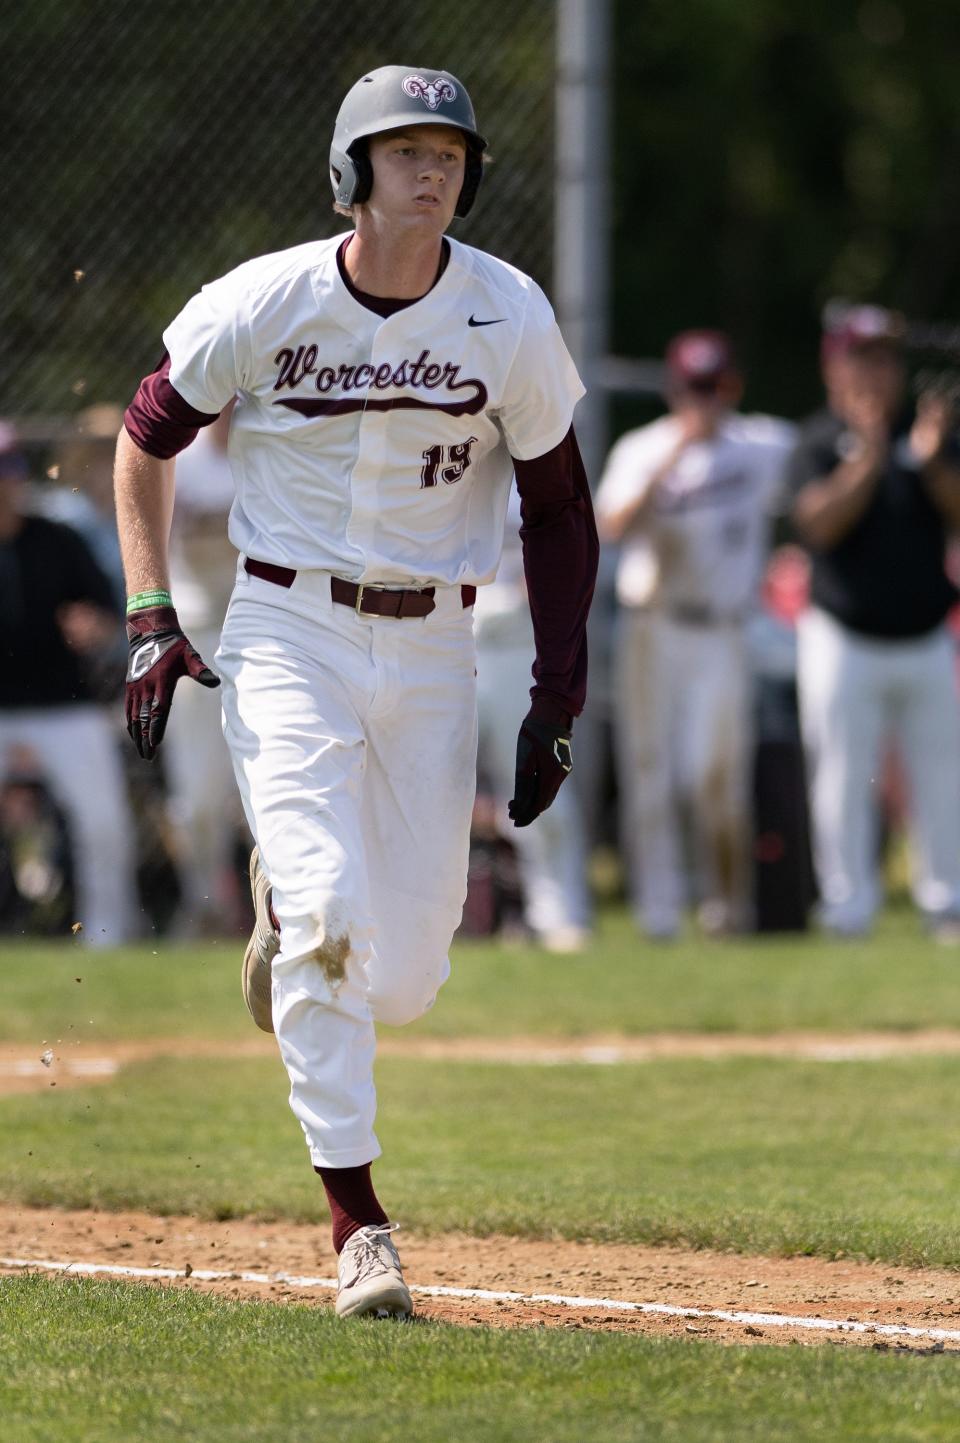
[0, 423, 137, 943]
[789, 306, 960, 938]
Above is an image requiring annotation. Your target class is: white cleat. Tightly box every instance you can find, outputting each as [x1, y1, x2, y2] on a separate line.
[335, 1224, 413, 1319]
[241, 846, 279, 1033]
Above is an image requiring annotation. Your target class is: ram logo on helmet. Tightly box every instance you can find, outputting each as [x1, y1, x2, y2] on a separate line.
[402, 74, 457, 110]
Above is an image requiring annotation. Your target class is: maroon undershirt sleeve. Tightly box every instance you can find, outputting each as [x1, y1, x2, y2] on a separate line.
[123, 354, 220, 459]
[512, 426, 599, 725]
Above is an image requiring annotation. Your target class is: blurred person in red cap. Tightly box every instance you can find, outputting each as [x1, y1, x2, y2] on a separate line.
[789, 305, 960, 938]
[0, 423, 137, 943]
[596, 331, 795, 938]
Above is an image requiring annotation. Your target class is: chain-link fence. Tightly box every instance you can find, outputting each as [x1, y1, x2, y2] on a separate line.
[0, 3, 560, 938]
[1, 0, 557, 423]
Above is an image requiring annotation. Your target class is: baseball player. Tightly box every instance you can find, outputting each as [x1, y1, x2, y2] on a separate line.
[114, 66, 597, 1318]
[596, 331, 793, 939]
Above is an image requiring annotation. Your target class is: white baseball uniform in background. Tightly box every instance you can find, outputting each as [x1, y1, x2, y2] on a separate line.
[473, 487, 591, 948]
[596, 412, 794, 936]
[797, 606, 960, 929]
[163, 233, 584, 1165]
[163, 427, 246, 934]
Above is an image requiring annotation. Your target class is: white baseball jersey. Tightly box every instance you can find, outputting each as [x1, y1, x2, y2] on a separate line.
[596, 412, 795, 613]
[163, 235, 584, 587]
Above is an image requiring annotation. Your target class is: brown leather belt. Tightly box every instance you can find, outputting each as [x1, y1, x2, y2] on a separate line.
[244, 558, 476, 617]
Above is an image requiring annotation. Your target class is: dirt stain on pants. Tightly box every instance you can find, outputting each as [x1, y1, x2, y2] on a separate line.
[309, 933, 350, 988]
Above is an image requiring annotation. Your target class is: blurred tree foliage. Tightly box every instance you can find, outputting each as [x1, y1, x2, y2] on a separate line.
[613, 0, 960, 418]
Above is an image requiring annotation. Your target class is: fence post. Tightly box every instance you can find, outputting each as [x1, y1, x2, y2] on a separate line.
[554, 0, 611, 485]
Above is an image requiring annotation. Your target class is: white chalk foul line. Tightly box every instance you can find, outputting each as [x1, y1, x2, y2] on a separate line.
[3, 1254, 959, 1346]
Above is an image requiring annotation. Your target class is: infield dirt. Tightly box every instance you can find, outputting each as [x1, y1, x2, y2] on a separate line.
[7, 1026, 960, 1096]
[3, 1202, 959, 1351]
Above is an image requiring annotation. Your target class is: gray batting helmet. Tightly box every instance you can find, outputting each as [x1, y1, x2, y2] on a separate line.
[329, 65, 487, 219]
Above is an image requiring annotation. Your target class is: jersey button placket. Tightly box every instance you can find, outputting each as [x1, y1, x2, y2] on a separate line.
[358, 329, 399, 567]
[343, 334, 381, 568]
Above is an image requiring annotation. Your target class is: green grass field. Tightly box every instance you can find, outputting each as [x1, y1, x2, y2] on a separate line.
[4, 1052, 960, 1266]
[7, 905, 960, 1045]
[4, 1276, 960, 1443]
[5, 910, 960, 1440]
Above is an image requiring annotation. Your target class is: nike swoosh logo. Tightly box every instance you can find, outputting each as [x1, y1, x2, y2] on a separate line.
[468, 314, 506, 327]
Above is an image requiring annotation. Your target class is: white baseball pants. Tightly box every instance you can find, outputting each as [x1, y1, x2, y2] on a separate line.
[216, 564, 478, 1168]
[613, 609, 753, 937]
[0, 705, 138, 944]
[475, 622, 590, 937]
[797, 606, 960, 932]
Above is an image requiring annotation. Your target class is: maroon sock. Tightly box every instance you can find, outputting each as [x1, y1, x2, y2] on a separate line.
[315, 1162, 389, 1254]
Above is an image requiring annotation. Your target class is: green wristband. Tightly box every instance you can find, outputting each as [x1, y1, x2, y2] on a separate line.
[126, 589, 173, 615]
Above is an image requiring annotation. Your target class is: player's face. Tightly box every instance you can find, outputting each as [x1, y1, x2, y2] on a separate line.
[366, 125, 467, 235]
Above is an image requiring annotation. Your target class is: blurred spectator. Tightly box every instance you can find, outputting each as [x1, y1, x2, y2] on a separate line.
[0, 760, 75, 935]
[38, 404, 127, 609]
[747, 546, 816, 932]
[33, 405, 131, 709]
[0, 423, 137, 943]
[789, 305, 960, 938]
[38, 405, 186, 932]
[474, 487, 592, 951]
[163, 403, 250, 935]
[568, 543, 619, 857]
[596, 332, 794, 938]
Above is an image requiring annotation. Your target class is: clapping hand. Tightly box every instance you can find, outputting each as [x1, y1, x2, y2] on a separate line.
[910, 392, 954, 467]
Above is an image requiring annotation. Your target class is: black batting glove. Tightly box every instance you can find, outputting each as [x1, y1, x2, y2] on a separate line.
[508, 704, 574, 828]
[125, 604, 219, 761]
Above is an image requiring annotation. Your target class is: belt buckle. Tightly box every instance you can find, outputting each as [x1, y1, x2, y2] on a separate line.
[355, 583, 378, 617]
[355, 582, 399, 618]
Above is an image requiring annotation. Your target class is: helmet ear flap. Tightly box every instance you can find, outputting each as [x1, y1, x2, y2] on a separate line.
[329, 141, 372, 209]
[349, 141, 374, 205]
[454, 144, 484, 219]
